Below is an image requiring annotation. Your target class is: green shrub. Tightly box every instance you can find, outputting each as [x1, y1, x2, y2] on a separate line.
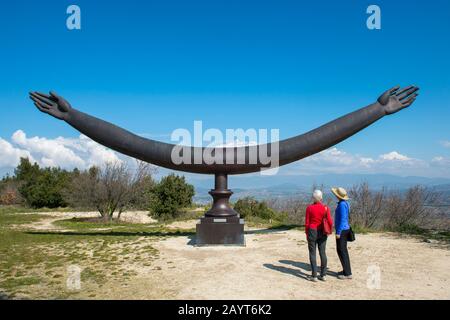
[392, 223, 424, 235]
[14, 158, 71, 208]
[350, 224, 371, 235]
[149, 174, 195, 220]
[234, 197, 282, 220]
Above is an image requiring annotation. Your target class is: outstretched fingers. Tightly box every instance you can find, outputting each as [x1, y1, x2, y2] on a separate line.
[29, 95, 51, 109]
[402, 93, 418, 107]
[34, 91, 51, 99]
[396, 85, 414, 96]
[31, 92, 55, 106]
[49, 91, 60, 99]
[33, 101, 49, 113]
[397, 86, 419, 101]
[389, 85, 400, 95]
[29, 93, 47, 104]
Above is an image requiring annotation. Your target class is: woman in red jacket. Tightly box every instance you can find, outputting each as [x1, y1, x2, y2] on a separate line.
[305, 190, 333, 282]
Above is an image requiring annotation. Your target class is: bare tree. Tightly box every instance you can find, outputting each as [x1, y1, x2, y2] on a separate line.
[65, 161, 156, 221]
[0, 179, 23, 205]
[267, 197, 308, 226]
[348, 183, 445, 231]
[384, 185, 438, 230]
[267, 183, 448, 232]
[349, 182, 385, 229]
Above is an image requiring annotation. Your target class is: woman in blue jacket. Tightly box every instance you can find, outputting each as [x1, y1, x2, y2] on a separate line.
[332, 187, 352, 280]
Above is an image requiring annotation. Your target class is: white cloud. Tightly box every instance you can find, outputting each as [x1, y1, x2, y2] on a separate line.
[379, 151, 411, 161]
[12, 130, 85, 169]
[440, 140, 450, 148]
[287, 147, 436, 177]
[0, 130, 121, 171]
[0, 138, 35, 168]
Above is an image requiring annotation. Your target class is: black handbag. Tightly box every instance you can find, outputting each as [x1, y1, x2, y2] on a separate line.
[347, 227, 356, 242]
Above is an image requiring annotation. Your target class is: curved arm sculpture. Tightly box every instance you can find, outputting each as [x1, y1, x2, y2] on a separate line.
[29, 85, 418, 174]
[29, 85, 418, 219]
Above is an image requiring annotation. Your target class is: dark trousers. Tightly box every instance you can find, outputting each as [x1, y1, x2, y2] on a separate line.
[336, 229, 352, 276]
[307, 229, 328, 277]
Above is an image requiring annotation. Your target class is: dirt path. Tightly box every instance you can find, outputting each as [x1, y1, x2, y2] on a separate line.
[9, 213, 450, 299]
[18, 211, 156, 231]
[117, 227, 450, 300]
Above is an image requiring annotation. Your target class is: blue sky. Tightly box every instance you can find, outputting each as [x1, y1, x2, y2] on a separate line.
[0, 0, 449, 179]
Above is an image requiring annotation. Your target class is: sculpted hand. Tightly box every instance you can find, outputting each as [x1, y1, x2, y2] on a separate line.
[29, 91, 72, 120]
[377, 85, 419, 115]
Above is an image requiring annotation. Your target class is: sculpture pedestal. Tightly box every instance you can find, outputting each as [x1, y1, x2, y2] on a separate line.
[196, 216, 245, 246]
[195, 173, 245, 246]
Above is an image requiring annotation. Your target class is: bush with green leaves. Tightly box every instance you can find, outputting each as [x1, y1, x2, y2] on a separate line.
[14, 158, 71, 208]
[234, 197, 279, 220]
[149, 174, 195, 220]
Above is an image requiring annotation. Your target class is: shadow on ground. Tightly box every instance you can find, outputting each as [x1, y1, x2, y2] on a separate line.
[25, 230, 196, 237]
[26, 225, 301, 246]
[264, 259, 340, 280]
[245, 225, 301, 235]
[264, 263, 309, 280]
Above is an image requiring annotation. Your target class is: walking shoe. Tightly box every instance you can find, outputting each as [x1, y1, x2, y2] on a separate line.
[307, 275, 318, 282]
[337, 274, 352, 280]
[318, 275, 326, 281]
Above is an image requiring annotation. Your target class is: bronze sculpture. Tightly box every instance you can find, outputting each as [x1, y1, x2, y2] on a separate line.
[29, 85, 419, 245]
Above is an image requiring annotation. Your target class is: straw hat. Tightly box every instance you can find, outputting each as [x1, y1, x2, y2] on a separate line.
[331, 187, 349, 200]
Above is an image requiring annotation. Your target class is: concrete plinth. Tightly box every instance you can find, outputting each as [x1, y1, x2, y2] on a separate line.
[196, 216, 245, 246]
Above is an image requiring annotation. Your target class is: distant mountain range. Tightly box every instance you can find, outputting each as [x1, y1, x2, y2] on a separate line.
[189, 173, 450, 203]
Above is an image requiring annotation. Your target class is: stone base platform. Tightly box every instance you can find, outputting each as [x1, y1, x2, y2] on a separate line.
[195, 216, 245, 246]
